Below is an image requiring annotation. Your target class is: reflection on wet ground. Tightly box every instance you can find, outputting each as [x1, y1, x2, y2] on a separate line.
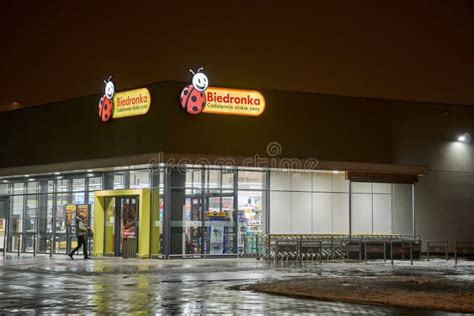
[0, 255, 472, 314]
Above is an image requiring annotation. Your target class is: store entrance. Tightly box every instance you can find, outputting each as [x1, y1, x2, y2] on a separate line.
[94, 189, 154, 259]
[180, 192, 236, 256]
[104, 196, 139, 257]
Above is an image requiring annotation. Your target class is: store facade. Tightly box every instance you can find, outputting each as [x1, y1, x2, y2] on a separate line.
[0, 77, 435, 258]
[0, 165, 417, 258]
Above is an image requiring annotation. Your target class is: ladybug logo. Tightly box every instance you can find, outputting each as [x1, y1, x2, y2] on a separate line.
[180, 68, 209, 115]
[98, 76, 115, 122]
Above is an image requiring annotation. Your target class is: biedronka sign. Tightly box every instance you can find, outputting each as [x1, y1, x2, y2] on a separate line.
[98, 77, 151, 122]
[179, 68, 265, 116]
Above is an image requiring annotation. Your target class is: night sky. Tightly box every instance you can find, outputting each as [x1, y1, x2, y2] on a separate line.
[1, 1, 473, 110]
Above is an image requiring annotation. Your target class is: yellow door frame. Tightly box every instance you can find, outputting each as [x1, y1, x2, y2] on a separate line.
[93, 189, 152, 258]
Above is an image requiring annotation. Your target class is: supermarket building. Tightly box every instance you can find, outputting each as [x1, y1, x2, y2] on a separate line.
[0, 79, 472, 258]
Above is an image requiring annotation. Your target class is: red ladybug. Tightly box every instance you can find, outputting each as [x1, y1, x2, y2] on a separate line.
[180, 68, 209, 115]
[180, 84, 206, 115]
[99, 96, 113, 122]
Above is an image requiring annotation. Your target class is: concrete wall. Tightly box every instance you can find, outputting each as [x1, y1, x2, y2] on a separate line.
[391, 102, 474, 249]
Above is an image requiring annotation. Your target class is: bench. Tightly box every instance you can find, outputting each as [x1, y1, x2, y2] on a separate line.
[454, 241, 474, 265]
[426, 240, 448, 261]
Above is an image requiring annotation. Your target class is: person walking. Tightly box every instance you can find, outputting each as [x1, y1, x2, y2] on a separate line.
[68, 212, 91, 260]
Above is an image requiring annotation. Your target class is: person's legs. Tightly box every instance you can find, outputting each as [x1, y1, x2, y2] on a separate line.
[83, 236, 90, 258]
[69, 236, 84, 259]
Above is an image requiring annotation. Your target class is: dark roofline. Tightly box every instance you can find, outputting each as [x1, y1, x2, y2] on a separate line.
[2, 79, 473, 114]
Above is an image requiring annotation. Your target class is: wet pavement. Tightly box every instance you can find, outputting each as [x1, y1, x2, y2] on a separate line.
[0, 255, 472, 314]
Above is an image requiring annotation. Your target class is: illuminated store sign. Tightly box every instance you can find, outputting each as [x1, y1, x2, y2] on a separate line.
[180, 68, 265, 116]
[204, 87, 265, 116]
[99, 77, 151, 122]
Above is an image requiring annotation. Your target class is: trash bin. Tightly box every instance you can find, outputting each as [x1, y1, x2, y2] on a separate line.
[122, 238, 137, 259]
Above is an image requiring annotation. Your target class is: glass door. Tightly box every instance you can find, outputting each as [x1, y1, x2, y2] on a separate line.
[169, 167, 238, 257]
[183, 196, 203, 255]
[204, 193, 235, 255]
[114, 197, 139, 257]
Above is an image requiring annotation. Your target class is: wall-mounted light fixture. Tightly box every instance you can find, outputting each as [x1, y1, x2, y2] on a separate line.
[457, 133, 470, 143]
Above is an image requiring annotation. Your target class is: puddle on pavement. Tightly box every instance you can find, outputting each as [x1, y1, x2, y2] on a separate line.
[0, 257, 470, 314]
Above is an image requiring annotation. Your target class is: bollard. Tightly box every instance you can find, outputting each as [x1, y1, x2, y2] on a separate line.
[319, 241, 323, 264]
[3, 234, 7, 257]
[49, 236, 53, 258]
[299, 236, 302, 263]
[243, 236, 247, 257]
[390, 241, 394, 265]
[17, 234, 21, 256]
[255, 235, 258, 257]
[33, 235, 37, 257]
[364, 242, 367, 262]
[330, 237, 334, 260]
[275, 241, 279, 263]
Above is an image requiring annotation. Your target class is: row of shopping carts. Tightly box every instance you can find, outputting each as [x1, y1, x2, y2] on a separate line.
[261, 234, 422, 264]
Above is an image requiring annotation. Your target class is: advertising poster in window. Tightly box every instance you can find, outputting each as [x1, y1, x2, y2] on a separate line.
[65, 204, 77, 226]
[122, 201, 137, 238]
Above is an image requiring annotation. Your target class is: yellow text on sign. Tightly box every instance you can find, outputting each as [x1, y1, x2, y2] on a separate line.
[203, 87, 265, 116]
[113, 88, 151, 119]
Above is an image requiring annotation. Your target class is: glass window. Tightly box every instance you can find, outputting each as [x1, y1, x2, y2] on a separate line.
[0, 183, 11, 195]
[25, 194, 37, 233]
[27, 181, 38, 194]
[130, 170, 150, 189]
[26, 194, 37, 217]
[192, 169, 202, 190]
[47, 194, 54, 233]
[56, 193, 69, 234]
[113, 172, 126, 189]
[13, 182, 25, 195]
[73, 192, 85, 204]
[72, 178, 86, 192]
[57, 179, 69, 192]
[222, 171, 234, 189]
[184, 168, 202, 189]
[238, 171, 264, 190]
[88, 177, 102, 191]
[208, 170, 220, 189]
[13, 195, 23, 216]
[238, 190, 264, 254]
[47, 180, 54, 193]
[10, 195, 24, 235]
